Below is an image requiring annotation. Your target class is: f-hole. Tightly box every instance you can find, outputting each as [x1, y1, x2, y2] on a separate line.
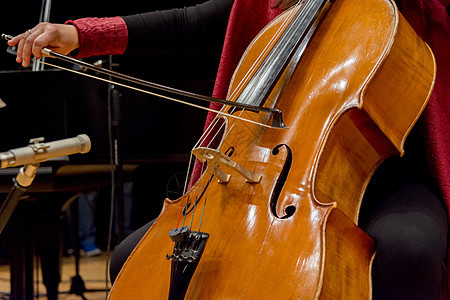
[270, 144, 295, 219]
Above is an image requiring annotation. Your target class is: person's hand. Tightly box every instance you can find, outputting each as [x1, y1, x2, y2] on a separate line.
[7, 23, 79, 67]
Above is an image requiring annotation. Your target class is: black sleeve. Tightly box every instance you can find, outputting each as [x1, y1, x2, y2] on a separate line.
[122, 0, 234, 55]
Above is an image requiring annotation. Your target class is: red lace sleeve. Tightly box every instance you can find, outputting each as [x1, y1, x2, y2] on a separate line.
[65, 17, 128, 58]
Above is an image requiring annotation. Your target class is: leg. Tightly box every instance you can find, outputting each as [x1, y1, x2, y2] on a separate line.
[360, 177, 448, 300]
[109, 219, 154, 284]
[78, 191, 101, 256]
[37, 195, 65, 300]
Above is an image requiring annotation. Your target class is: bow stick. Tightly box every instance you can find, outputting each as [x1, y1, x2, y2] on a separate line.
[1, 34, 286, 129]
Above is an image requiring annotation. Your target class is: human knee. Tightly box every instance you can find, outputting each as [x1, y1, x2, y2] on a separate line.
[373, 218, 447, 290]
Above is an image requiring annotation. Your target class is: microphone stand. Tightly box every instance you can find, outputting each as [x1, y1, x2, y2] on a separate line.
[110, 84, 125, 242]
[32, 0, 52, 71]
[108, 55, 125, 243]
[0, 163, 39, 300]
[0, 163, 39, 235]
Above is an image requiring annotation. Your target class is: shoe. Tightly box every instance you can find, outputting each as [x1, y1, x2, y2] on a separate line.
[65, 248, 75, 257]
[80, 243, 101, 257]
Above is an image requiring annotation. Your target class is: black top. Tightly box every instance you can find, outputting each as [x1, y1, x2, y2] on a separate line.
[122, 0, 234, 55]
[121, 0, 404, 56]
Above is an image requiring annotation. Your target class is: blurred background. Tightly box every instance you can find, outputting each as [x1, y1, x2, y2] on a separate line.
[0, 1, 224, 299]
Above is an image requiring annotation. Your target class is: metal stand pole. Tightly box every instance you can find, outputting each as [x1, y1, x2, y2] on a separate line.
[0, 163, 39, 235]
[110, 84, 125, 242]
[0, 164, 39, 300]
[33, 0, 52, 71]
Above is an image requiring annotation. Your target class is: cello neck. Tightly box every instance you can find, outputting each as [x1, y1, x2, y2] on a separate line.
[233, 0, 331, 108]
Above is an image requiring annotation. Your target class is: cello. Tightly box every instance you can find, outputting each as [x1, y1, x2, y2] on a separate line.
[107, 0, 436, 298]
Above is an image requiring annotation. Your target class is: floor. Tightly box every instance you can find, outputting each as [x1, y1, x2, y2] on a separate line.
[0, 252, 111, 300]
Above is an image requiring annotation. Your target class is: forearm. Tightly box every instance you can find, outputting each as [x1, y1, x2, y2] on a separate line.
[65, 17, 128, 58]
[68, 0, 233, 58]
[123, 0, 233, 55]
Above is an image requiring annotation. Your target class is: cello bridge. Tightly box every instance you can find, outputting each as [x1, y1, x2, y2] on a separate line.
[192, 147, 262, 183]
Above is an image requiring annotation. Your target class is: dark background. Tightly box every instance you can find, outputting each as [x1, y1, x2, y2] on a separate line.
[0, 0, 222, 162]
[0, 1, 225, 231]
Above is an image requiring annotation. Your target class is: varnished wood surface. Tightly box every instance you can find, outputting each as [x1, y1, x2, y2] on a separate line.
[108, 0, 435, 298]
[0, 252, 111, 300]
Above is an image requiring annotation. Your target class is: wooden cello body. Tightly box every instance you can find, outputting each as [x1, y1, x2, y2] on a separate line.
[108, 0, 436, 298]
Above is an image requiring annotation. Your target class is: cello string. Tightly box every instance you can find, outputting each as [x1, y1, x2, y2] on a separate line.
[28, 0, 301, 232]
[184, 108, 244, 228]
[24, 59, 226, 231]
[176, 0, 302, 230]
[189, 0, 304, 173]
[177, 157, 198, 228]
[197, 181, 211, 232]
[175, 83, 270, 230]
[191, 0, 304, 148]
[171, 0, 300, 156]
[222, 0, 302, 104]
[183, 5, 299, 223]
[174, 0, 303, 228]
[183, 0, 303, 177]
[183, 169, 204, 227]
[182, 118, 224, 229]
[185, 167, 209, 228]
[189, 190, 198, 230]
[35, 57, 218, 230]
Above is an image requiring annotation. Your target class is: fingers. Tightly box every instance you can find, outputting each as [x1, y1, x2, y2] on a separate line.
[7, 35, 21, 47]
[7, 23, 52, 67]
[6, 23, 79, 68]
[6, 32, 26, 65]
[21, 29, 41, 66]
[8, 27, 38, 67]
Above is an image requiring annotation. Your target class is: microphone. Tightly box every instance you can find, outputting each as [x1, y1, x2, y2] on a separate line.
[0, 134, 91, 169]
